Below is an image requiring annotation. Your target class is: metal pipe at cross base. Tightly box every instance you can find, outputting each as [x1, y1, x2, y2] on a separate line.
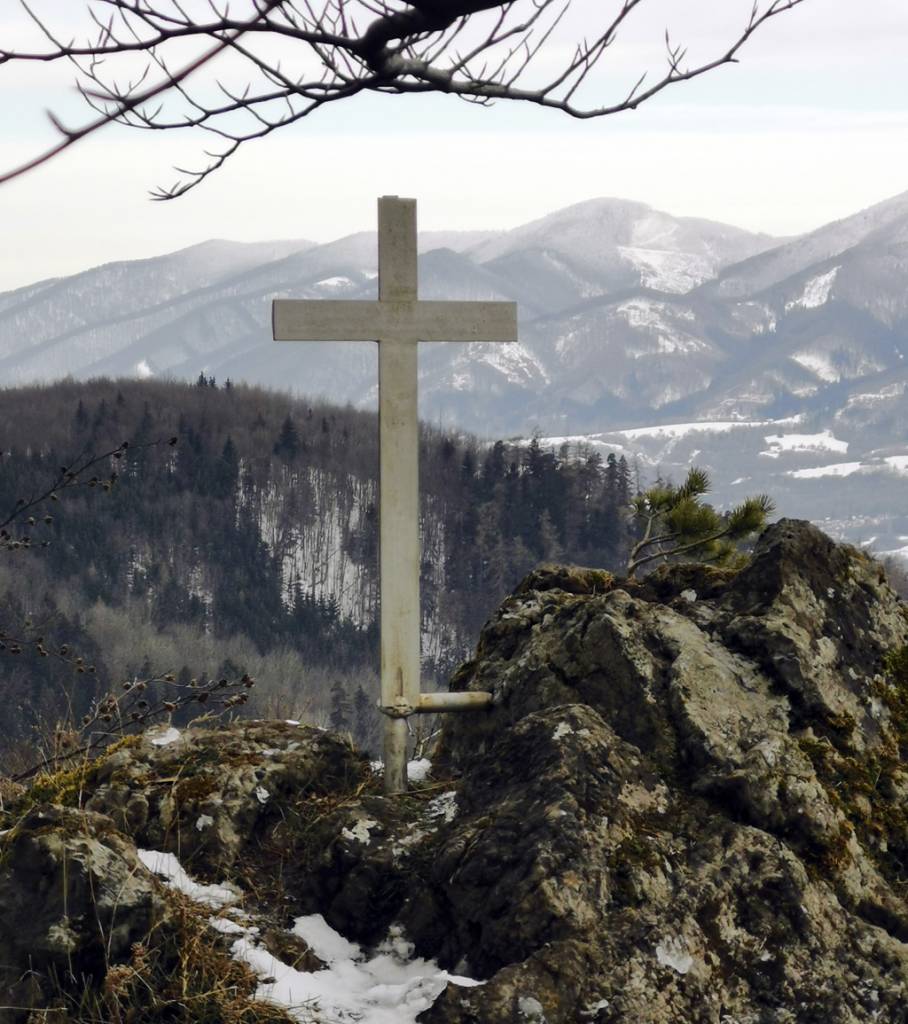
[379, 690, 492, 796]
[416, 691, 493, 713]
[379, 690, 493, 719]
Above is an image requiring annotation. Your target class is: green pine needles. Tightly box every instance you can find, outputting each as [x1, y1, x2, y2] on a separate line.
[626, 467, 774, 578]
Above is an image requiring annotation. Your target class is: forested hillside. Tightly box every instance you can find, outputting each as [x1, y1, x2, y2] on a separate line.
[0, 378, 635, 764]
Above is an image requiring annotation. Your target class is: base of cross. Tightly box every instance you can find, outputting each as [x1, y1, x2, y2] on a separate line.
[379, 690, 492, 794]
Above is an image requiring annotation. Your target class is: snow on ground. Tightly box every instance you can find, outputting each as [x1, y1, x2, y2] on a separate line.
[616, 246, 713, 293]
[843, 382, 906, 410]
[655, 936, 694, 975]
[790, 351, 840, 383]
[149, 726, 181, 747]
[885, 456, 908, 472]
[368, 758, 434, 782]
[762, 430, 849, 457]
[426, 790, 458, 824]
[141, 848, 482, 1024]
[787, 462, 864, 479]
[233, 917, 482, 1024]
[475, 341, 550, 387]
[617, 420, 770, 441]
[615, 298, 693, 332]
[137, 850, 241, 908]
[315, 275, 354, 289]
[785, 266, 839, 311]
[405, 758, 432, 782]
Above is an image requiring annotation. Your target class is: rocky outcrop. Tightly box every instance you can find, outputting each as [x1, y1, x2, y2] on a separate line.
[81, 720, 367, 877]
[418, 520, 908, 1022]
[0, 805, 163, 1015]
[3, 519, 908, 1023]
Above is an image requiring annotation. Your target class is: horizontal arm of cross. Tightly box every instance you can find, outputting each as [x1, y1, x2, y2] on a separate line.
[273, 299, 517, 343]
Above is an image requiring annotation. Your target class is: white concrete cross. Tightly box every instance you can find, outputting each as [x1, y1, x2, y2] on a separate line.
[273, 196, 518, 794]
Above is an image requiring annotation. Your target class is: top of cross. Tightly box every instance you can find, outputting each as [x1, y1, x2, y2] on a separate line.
[273, 196, 517, 346]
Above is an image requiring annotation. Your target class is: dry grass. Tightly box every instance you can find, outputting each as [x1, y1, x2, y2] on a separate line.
[57, 892, 301, 1024]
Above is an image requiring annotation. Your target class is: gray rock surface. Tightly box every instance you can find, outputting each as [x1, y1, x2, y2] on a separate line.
[0, 805, 163, 1016]
[3, 519, 908, 1023]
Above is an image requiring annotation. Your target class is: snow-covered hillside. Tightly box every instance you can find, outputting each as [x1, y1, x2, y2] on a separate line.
[5, 190, 908, 550]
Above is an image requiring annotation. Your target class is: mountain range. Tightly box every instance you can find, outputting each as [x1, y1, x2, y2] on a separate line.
[3, 190, 908, 552]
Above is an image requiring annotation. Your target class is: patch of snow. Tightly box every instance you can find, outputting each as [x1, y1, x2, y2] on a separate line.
[617, 246, 713, 293]
[552, 722, 574, 741]
[135, 359, 154, 379]
[195, 814, 214, 831]
[255, 785, 270, 805]
[790, 351, 840, 383]
[884, 456, 908, 473]
[479, 346, 548, 389]
[293, 914, 361, 962]
[618, 420, 768, 441]
[315, 275, 353, 288]
[581, 1000, 610, 1017]
[655, 936, 694, 975]
[616, 298, 674, 330]
[427, 790, 458, 824]
[341, 818, 378, 844]
[844, 382, 905, 408]
[790, 381, 821, 398]
[407, 758, 432, 782]
[209, 916, 253, 936]
[517, 995, 547, 1021]
[137, 850, 240, 908]
[234, 916, 482, 1024]
[787, 462, 864, 479]
[680, 589, 698, 603]
[149, 726, 181, 747]
[785, 266, 839, 311]
[762, 430, 849, 456]
[614, 300, 704, 359]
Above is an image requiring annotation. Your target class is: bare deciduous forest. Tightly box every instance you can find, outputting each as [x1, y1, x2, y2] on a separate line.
[0, 377, 636, 763]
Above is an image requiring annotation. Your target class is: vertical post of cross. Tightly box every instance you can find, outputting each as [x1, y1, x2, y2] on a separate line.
[377, 197, 419, 795]
[272, 196, 517, 797]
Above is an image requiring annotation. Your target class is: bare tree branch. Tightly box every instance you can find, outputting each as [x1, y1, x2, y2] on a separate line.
[0, 0, 808, 198]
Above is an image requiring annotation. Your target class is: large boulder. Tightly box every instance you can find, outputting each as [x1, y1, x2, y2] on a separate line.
[415, 519, 908, 1022]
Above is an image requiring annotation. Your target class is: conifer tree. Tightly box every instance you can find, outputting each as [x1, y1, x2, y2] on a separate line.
[73, 400, 89, 431]
[329, 679, 352, 732]
[353, 685, 377, 751]
[273, 415, 301, 459]
[627, 467, 773, 578]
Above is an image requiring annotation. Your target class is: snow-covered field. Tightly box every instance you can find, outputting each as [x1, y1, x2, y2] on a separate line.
[527, 417, 908, 558]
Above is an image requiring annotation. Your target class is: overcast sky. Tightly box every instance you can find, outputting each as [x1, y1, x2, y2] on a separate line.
[2, 0, 907, 291]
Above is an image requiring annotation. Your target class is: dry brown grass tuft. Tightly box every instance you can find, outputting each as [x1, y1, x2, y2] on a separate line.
[49, 892, 302, 1024]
